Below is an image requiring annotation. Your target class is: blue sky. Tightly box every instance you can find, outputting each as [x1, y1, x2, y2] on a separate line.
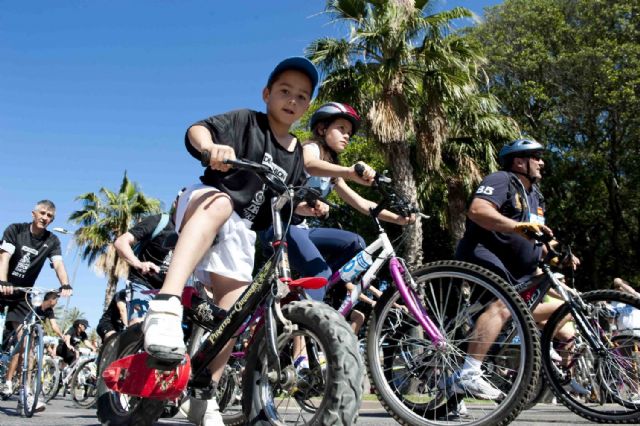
[0, 1, 500, 331]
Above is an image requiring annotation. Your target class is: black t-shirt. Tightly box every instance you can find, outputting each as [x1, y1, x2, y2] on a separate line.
[0, 223, 62, 299]
[456, 171, 545, 281]
[64, 328, 88, 348]
[128, 214, 177, 289]
[35, 305, 56, 321]
[185, 109, 306, 231]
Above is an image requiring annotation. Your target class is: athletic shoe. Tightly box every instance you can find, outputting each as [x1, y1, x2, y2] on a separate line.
[0, 380, 13, 396]
[452, 370, 505, 400]
[17, 392, 46, 414]
[202, 397, 223, 426]
[143, 297, 186, 361]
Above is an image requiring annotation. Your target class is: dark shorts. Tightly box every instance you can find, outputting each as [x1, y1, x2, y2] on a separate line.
[56, 343, 77, 365]
[97, 317, 123, 340]
[0, 299, 31, 326]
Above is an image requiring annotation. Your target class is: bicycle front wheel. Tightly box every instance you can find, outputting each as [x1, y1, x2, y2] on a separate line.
[42, 355, 60, 402]
[70, 357, 98, 408]
[242, 300, 364, 425]
[541, 290, 640, 423]
[366, 260, 541, 426]
[21, 323, 45, 418]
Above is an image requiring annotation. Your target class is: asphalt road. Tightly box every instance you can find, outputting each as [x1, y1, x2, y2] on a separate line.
[0, 395, 591, 425]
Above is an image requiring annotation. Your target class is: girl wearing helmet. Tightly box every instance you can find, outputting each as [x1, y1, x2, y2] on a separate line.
[261, 102, 413, 339]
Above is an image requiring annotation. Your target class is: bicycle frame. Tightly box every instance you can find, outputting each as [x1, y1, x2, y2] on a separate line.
[327, 188, 446, 347]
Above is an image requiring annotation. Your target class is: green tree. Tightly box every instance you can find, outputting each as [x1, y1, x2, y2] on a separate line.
[470, 0, 640, 286]
[69, 172, 161, 309]
[307, 0, 475, 266]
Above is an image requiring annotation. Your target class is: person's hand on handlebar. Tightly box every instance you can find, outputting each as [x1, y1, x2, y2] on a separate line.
[350, 161, 375, 186]
[0, 282, 14, 296]
[203, 144, 236, 172]
[513, 222, 553, 240]
[134, 260, 161, 275]
[296, 200, 330, 219]
[393, 213, 416, 226]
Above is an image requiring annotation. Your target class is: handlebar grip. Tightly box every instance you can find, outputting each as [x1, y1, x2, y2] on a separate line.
[354, 163, 365, 177]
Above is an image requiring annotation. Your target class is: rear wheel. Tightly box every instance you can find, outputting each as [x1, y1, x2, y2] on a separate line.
[21, 323, 44, 418]
[242, 301, 363, 425]
[96, 324, 165, 425]
[541, 290, 640, 423]
[366, 260, 541, 426]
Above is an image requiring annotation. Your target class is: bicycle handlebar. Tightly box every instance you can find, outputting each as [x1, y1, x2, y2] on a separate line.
[354, 163, 428, 220]
[224, 158, 337, 209]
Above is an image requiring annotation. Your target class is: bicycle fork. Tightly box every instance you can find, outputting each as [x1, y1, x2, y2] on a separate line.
[389, 258, 446, 348]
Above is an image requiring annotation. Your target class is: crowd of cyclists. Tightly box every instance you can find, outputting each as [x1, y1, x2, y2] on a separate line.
[1, 56, 639, 426]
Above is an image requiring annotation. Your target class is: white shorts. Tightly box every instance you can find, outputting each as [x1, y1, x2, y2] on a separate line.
[176, 183, 256, 284]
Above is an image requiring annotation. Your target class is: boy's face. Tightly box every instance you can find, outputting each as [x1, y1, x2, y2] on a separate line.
[263, 70, 312, 127]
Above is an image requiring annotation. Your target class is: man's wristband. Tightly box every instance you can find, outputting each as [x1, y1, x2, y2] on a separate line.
[59, 284, 72, 291]
[200, 149, 211, 167]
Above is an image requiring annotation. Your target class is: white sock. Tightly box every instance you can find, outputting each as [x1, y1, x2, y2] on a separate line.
[461, 356, 482, 374]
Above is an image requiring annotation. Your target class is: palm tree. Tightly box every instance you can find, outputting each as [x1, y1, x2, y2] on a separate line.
[307, 0, 476, 266]
[68, 172, 161, 309]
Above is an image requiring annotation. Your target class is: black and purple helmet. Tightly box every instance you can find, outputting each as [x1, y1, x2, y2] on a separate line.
[310, 102, 361, 134]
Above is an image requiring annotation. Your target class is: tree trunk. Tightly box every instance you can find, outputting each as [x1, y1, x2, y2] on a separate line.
[384, 142, 424, 268]
[447, 177, 468, 246]
[103, 270, 119, 312]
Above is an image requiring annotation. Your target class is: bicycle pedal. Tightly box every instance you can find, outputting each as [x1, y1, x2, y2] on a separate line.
[102, 352, 190, 400]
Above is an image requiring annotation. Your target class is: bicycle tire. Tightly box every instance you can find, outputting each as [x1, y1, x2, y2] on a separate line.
[366, 260, 541, 426]
[96, 324, 165, 426]
[242, 300, 364, 425]
[42, 356, 60, 402]
[541, 289, 640, 423]
[70, 357, 98, 408]
[21, 323, 44, 418]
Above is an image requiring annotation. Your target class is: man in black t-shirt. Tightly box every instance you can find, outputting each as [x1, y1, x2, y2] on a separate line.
[0, 200, 73, 401]
[57, 319, 96, 367]
[452, 139, 580, 401]
[97, 206, 179, 341]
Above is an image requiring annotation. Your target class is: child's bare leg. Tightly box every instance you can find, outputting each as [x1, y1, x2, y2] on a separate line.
[204, 274, 249, 383]
[144, 190, 232, 360]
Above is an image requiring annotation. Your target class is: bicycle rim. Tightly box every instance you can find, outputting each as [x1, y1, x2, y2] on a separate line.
[42, 356, 60, 402]
[541, 290, 640, 423]
[22, 323, 44, 418]
[366, 260, 540, 426]
[71, 358, 98, 408]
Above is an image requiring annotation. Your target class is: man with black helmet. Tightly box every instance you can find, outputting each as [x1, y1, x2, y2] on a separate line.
[452, 138, 579, 401]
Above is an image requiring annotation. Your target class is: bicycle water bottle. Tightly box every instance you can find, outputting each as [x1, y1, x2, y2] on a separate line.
[338, 250, 373, 282]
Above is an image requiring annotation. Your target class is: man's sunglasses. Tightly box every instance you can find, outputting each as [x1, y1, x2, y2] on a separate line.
[525, 152, 544, 161]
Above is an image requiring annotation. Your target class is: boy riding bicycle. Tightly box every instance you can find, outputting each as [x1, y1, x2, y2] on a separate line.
[142, 57, 326, 425]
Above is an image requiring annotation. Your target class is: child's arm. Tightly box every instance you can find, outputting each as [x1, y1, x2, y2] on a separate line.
[187, 125, 236, 172]
[303, 143, 374, 186]
[334, 179, 414, 225]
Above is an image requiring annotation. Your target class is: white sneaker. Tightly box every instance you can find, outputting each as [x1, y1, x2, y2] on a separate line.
[18, 392, 46, 414]
[0, 380, 13, 395]
[143, 297, 186, 361]
[202, 397, 223, 426]
[180, 396, 207, 424]
[452, 370, 505, 400]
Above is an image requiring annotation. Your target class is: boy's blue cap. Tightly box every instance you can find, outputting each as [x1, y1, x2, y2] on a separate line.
[267, 57, 319, 95]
